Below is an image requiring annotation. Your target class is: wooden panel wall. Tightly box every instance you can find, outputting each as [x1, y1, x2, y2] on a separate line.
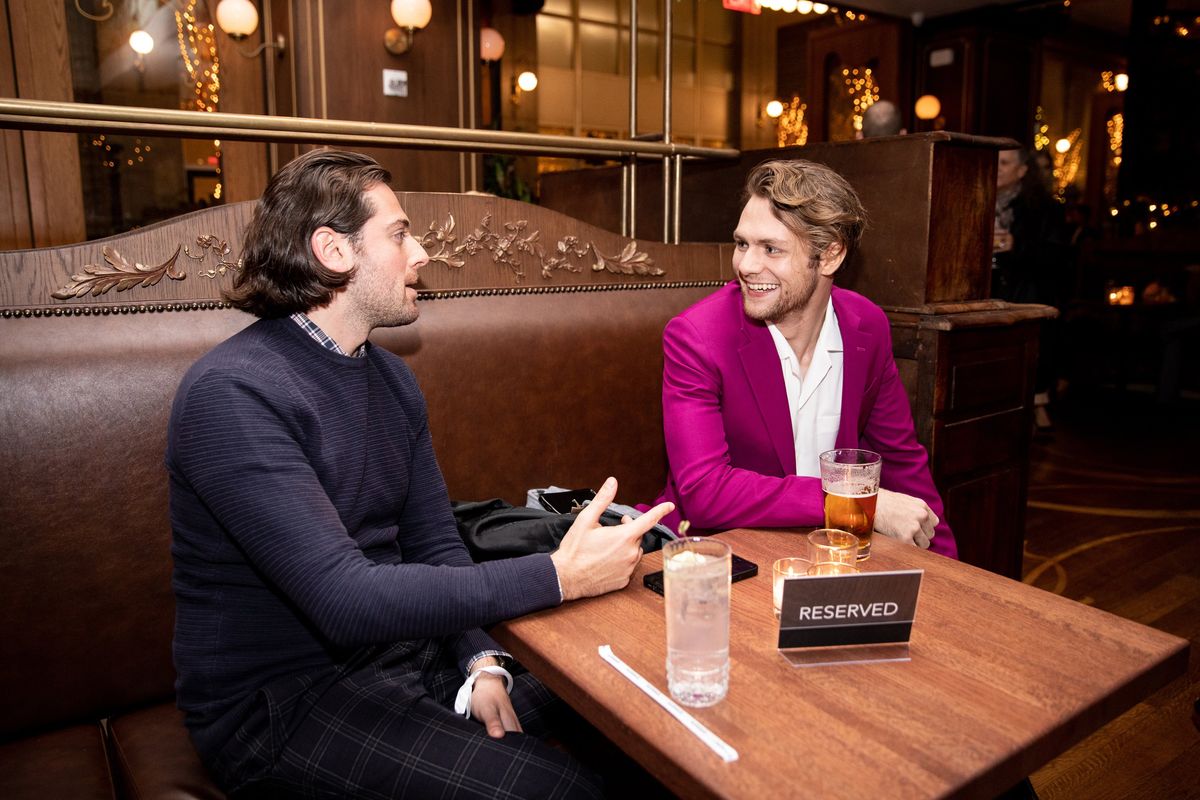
[805, 19, 905, 142]
[216, 17, 270, 203]
[0, 1, 32, 250]
[913, 24, 1037, 142]
[2, 0, 86, 248]
[286, 0, 470, 192]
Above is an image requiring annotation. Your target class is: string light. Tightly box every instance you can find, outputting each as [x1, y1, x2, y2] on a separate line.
[776, 96, 809, 147]
[1033, 106, 1050, 151]
[1101, 71, 1129, 93]
[755, 1, 866, 21]
[841, 67, 879, 132]
[90, 135, 152, 171]
[1104, 112, 1123, 204]
[176, 0, 221, 113]
[1051, 128, 1082, 199]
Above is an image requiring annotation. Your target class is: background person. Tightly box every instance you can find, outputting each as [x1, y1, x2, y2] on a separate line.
[992, 147, 1068, 429]
[860, 99, 905, 138]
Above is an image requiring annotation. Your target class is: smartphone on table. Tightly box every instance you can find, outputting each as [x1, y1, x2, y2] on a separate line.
[642, 554, 758, 596]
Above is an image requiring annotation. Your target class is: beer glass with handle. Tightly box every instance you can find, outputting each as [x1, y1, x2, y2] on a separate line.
[819, 449, 882, 560]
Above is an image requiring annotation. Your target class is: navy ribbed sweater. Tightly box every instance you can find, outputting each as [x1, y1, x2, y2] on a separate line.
[167, 317, 561, 758]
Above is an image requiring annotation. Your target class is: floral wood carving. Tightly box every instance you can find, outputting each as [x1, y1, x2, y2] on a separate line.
[52, 234, 242, 300]
[184, 235, 242, 278]
[419, 213, 662, 283]
[52, 245, 187, 299]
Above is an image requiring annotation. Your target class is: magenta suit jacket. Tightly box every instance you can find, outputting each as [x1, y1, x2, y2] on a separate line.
[654, 282, 957, 559]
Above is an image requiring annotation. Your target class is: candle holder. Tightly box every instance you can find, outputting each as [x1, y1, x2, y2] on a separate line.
[772, 557, 811, 617]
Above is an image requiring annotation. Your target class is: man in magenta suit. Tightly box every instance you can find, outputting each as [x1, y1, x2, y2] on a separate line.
[655, 159, 957, 558]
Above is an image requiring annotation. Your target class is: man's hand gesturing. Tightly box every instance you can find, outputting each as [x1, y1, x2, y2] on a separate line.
[550, 477, 674, 601]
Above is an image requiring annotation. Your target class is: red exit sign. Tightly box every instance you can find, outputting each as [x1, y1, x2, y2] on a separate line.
[722, 0, 760, 14]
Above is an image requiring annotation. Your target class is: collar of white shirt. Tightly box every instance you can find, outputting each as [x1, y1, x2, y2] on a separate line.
[767, 298, 844, 476]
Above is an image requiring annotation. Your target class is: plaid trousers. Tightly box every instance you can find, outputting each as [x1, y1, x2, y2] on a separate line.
[221, 639, 603, 800]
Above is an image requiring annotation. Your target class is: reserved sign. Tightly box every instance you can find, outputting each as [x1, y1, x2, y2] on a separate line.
[778, 569, 923, 649]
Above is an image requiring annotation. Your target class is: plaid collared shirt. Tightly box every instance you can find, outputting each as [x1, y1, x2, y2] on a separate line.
[290, 312, 368, 358]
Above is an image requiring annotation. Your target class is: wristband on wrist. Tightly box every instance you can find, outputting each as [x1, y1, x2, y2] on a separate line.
[453, 666, 514, 720]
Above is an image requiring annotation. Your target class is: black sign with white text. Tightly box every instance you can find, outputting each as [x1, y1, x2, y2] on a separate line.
[778, 570, 923, 649]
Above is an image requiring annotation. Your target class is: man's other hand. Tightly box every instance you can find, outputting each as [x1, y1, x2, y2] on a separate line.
[550, 477, 674, 601]
[470, 667, 522, 739]
[874, 488, 937, 550]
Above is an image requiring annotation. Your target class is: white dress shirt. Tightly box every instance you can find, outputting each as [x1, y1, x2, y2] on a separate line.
[767, 298, 844, 478]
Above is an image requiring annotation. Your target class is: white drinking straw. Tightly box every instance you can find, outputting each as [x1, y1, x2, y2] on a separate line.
[597, 644, 738, 763]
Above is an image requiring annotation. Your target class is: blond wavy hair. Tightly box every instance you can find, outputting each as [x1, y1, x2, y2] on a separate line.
[743, 159, 867, 264]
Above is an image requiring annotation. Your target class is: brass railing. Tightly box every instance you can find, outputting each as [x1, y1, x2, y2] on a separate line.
[0, 98, 737, 161]
[0, 97, 737, 243]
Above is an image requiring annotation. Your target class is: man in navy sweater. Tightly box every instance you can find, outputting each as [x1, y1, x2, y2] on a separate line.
[167, 149, 673, 799]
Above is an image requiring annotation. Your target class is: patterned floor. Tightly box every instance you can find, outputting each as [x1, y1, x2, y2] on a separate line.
[1023, 391, 1200, 800]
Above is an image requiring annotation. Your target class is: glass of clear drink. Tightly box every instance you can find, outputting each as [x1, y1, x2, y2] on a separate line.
[663, 537, 731, 707]
[819, 449, 882, 560]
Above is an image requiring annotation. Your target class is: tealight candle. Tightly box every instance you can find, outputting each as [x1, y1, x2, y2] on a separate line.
[772, 557, 810, 617]
[807, 561, 857, 577]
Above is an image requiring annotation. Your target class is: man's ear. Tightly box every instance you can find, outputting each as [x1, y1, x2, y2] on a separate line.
[310, 227, 353, 273]
[818, 242, 846, 277]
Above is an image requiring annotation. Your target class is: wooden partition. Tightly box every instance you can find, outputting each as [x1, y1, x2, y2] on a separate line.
[541, 134, 1055, 578]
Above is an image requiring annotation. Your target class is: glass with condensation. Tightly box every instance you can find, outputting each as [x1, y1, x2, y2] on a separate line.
[663, 537, 731, 707]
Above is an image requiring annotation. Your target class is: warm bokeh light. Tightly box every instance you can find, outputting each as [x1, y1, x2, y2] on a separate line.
[129, 30, 154, 55]
[765, 100, 784, 118]
[479, 27, 505, 61]
[1055, 138, 1072, 154]
[914, 94, 941, 120]
[391, 0, 432, 29]
[215, 0, 258, 38]
[517, 70, 538, 92]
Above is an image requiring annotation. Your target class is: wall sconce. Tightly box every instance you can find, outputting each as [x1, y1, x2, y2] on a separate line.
[757, 99, 784, 128]
[73, 0, 113, 22]
[914, 94, 941, 120]
[480, 27, 505, 62]
[128, 29, 154, 55]
[385, 0, 433, 55]
[128, 28, 153, 74]
[215, 0, 286, 57]
[511, 70, 538, 104]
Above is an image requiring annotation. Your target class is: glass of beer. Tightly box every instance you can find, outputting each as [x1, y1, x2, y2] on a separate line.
[819, 449, 882, 560]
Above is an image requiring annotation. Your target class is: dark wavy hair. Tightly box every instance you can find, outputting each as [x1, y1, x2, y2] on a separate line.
[743, 159, 867, 265]
[226, 149, 392, 318]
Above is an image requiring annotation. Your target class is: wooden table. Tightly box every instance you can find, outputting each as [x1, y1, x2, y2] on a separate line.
[491, 530, 1189, 799]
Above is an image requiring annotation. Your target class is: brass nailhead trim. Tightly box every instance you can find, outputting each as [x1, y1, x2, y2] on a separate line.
[416, 280, 723, 301]
[2, 282, 724, 318]
[1, 300, 237, 318]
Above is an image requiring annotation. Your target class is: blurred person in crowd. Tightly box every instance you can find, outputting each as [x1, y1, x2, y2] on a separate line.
[861, 100, 905, 138]
[992, 147, 1068, 429]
